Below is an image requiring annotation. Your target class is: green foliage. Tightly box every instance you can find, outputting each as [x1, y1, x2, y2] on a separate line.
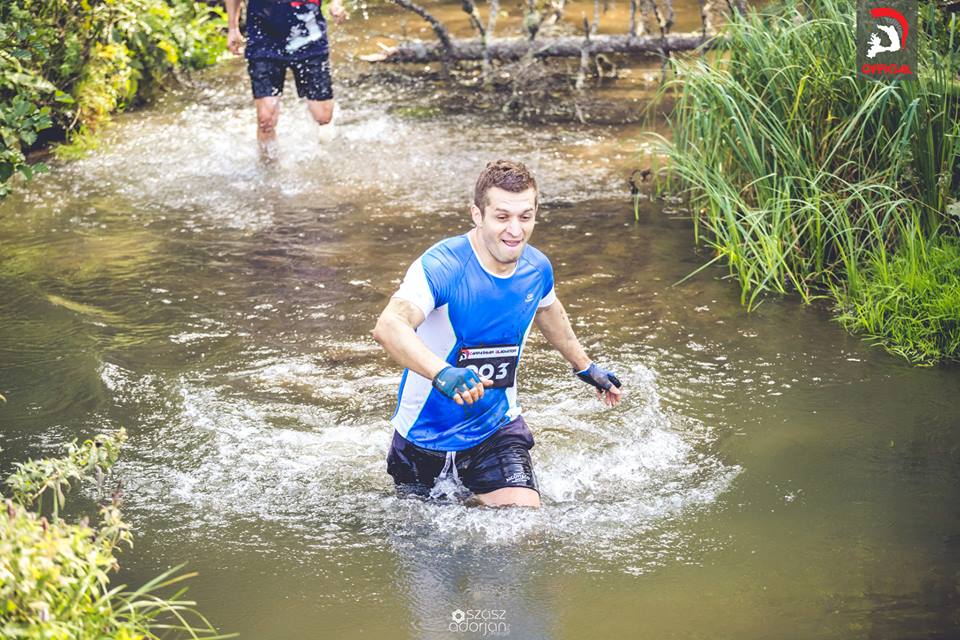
[837, 235, 960, 364]
[5, 429, 125, 520]
[0, 97, 52, 196]
[1, 429, 234, 639]
[0, 0, 226, 195]
[659, 0, 960, 364]
[52, 127, 102, 162]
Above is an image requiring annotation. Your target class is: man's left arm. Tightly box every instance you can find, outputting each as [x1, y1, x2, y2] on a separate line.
[534, 299, 623, 406]
[225, 0, 244, 55]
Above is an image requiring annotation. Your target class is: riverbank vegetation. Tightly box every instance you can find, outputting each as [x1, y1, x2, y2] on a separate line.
[661, 0, 960, 364]
[0, 0, 226, 196]
[1, 429, 231, 639]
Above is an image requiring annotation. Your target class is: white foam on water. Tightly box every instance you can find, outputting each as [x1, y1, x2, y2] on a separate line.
[102, 355, 738, 575]
[53, 87, 625, 234]
[380, 363, 739, 571]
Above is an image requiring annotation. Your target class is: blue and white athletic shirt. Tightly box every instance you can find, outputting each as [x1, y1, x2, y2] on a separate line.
[390, 233, 557, 452]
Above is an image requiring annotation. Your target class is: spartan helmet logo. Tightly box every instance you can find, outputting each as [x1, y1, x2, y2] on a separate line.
[866, 7, 909, 59]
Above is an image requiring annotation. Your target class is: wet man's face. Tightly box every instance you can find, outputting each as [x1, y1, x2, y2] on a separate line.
[470, 186, 538, 266]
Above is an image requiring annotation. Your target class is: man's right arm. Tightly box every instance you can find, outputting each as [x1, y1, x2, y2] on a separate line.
[372, 298, 490, 405]
[371, 298, 449, 381]
[225, 0, 244, 56]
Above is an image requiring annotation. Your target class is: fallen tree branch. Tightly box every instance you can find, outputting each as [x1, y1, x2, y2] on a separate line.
[576, 14, 593, 91]
[543, 0, 566, 26]
[483, 0, 500, 85]
[461, 0, 486, 37]
[390, 0, 455, 57]
[361, 31, 715, 63]
[698, 0, 711, 37]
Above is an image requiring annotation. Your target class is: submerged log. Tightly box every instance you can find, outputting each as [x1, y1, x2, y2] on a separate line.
[361, 31, 714, 64]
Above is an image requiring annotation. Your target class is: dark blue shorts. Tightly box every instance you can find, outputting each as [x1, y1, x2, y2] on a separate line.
[247, 56, 333, 101]
[387, 416, 539, 498]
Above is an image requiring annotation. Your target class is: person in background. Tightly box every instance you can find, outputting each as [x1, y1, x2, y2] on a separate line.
[225, 0, 348, 154]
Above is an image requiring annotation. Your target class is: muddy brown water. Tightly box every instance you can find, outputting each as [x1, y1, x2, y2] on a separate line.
[1, 3, 959, 639]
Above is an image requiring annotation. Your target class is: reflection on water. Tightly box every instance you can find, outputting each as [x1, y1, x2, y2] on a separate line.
[394, 539, 554, 639]
[2, 29, 960, 640]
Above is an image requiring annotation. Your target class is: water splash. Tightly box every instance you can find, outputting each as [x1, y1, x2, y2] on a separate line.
[102, 355, 738, 575]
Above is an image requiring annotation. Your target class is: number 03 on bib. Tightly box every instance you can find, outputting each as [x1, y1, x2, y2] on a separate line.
[458, 345, 521, 388]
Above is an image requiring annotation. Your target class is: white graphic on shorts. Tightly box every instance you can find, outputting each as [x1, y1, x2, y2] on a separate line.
[866, 23, 902, 59]
[286, 10, 324, 54]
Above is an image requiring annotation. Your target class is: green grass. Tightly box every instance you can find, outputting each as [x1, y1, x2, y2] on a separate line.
[658, 0, 960, 364]
[838, 234, 960, 364]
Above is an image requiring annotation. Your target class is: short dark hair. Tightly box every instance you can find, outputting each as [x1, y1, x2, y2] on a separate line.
[473, 160, 539, 212]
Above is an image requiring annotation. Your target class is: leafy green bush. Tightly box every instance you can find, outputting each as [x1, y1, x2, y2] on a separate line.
[0, 0, 226, 196]
[0, 97, 53, 195]
[1, 429, 233, 639]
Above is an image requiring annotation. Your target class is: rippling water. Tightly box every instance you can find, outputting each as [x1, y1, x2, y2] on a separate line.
[2, 21, 960, 639]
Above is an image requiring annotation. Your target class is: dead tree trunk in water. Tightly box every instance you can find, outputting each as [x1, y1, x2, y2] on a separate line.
[360, 31, 714, 63]
[368, 0, 731, 84]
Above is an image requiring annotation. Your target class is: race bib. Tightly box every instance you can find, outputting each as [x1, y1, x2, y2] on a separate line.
[457, 345, 520, 389]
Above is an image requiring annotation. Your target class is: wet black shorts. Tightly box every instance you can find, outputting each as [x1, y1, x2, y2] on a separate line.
[247, 56, 333, 101]
[387, 416, 539, 498]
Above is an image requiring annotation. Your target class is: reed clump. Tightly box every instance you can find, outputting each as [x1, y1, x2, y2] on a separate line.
[660, 0, 960, 364]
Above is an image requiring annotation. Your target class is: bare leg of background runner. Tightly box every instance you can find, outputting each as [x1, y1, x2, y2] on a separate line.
[307, 99, 335, 142]
[255, 96, 281, 157]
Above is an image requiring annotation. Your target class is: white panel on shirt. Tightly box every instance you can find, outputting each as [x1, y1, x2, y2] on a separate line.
[539, 286, 557, 308]
[393, 259, 436, 320]
[390, 304, 457, 437]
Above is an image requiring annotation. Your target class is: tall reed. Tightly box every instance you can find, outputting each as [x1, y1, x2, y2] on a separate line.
[659, 0, 960, 363]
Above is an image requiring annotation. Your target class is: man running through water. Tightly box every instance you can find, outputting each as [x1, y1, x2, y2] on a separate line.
[225, 0, 347, 153]
[372, 160, 623, 508]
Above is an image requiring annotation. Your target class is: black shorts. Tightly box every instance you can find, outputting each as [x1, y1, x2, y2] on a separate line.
[247, 56, 333, 101]
[387, 416, 539, 498]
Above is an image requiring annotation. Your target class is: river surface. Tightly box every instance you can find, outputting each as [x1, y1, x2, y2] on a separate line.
[2, 4, 960, 639]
